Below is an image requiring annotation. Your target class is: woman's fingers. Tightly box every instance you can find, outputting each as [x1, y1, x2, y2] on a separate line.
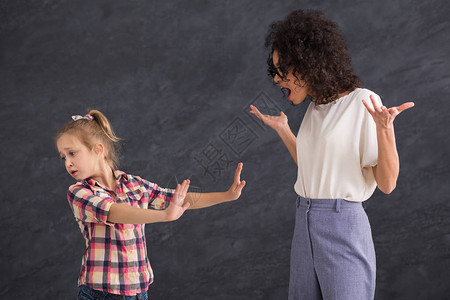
[362, 99, 375, 115]
[370, 95, 382, 113]
[249, 105, 264, 119]
[363, 96, 415, 129]
[396, 102, 415, 114]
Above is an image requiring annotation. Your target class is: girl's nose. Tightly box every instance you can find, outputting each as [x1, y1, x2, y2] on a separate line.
[65, 159, 73, 168]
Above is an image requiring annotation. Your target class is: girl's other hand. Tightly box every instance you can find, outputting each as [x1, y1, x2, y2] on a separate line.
[166, 179, 190, 221]
[250, 105, 288, 132]
[226, 163, 246, 201]
[362, 95, 415, 129]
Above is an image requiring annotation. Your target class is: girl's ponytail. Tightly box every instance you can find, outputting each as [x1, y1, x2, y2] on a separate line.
[88, 109, 121, 143]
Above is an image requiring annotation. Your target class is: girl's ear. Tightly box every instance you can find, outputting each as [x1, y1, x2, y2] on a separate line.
[94, 143, 104, 157]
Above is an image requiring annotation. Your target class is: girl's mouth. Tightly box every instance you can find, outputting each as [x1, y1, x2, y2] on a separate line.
[71, 170, 78, 176]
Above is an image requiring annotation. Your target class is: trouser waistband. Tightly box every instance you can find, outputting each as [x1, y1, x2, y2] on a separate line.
[296, 196, 365, 212]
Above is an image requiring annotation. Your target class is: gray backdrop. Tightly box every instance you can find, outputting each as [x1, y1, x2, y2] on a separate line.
[1, 0, 449, 299]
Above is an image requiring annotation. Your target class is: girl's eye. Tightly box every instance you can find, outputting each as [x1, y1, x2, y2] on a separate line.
[69, 152, 76, 156]
[60, 156, 66, 161]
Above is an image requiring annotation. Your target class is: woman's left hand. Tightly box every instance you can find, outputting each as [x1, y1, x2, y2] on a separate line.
[226, 162, 246, 201]
[362, 95, 415, 129]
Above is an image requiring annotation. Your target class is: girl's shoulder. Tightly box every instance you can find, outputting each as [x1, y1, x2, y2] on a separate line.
[68, 180, 92, 193]
[118, 171, 156, 191]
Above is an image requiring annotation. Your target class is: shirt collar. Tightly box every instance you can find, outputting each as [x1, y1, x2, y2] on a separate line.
[83, 169, 128, 190]
[113, 169, 127, 181]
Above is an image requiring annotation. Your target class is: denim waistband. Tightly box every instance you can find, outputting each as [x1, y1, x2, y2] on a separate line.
[78, 285, 147, 300]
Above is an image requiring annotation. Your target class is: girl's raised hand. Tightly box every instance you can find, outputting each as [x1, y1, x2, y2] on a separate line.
[250, 105, 288, 132]
[362, 95, 415, 129]
[165, 179, 191, 221]
[226, 163, 246, 201]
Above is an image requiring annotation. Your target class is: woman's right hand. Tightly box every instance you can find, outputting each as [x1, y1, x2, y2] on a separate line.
[249, 105, 288, 132]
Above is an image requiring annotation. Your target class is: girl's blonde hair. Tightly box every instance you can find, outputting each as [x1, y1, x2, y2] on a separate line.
[55, 109, 121, 169]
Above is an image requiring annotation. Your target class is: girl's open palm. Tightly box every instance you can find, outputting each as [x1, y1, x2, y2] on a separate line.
[250, 105, 288, 131]
[166, 179, 191, 221]
[362, 95, 415, 129]
[227, 163, 246, 201]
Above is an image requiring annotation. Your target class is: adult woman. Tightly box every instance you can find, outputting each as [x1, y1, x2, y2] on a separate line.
[250, 10, 414, 300]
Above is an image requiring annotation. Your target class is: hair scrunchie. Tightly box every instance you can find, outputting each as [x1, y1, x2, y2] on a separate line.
[72, 114, 94, 121]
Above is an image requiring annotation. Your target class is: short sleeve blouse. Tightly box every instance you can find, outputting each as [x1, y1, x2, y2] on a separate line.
[294, 88, 381, 202]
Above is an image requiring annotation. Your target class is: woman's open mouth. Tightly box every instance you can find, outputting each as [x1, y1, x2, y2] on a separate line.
[281, 87, 292, 100]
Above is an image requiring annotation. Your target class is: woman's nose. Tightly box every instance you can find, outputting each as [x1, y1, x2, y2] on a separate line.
[273, 74, 281, 84]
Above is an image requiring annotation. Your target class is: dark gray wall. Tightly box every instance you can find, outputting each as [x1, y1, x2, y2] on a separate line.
[1, 1, 449, 299]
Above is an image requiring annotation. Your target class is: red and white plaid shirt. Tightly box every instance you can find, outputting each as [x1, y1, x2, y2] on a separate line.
[67, 170, 174, 295]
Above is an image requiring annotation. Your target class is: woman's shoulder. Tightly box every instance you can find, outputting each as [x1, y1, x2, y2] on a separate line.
[349, 87, 380, 99]
[343, 88, 381, 108]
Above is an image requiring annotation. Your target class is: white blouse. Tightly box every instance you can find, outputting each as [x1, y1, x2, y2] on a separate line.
[294, 88, 381, 202]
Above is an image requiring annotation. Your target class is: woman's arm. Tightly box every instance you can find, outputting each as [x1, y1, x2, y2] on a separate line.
[363, 95, 414, 194]
[108, 179, 191, 223]
[372, 126, 399, 194]
[185, 163, 246, 209]
[249, 105, 298, 165]
[276, 123, 298, 165]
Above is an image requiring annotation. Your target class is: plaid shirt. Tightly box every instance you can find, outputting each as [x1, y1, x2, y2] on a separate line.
[67, 170, 174, 295]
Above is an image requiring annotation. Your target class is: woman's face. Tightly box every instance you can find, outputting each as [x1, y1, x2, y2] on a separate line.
[272, 50, 311, 105]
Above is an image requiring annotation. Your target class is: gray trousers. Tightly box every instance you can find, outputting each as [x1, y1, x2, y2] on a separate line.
[289, 196, 376, 300]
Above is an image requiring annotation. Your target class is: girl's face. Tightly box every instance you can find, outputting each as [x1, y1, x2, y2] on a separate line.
[272, 50, 311, 105]
[57, 133, 101, 181]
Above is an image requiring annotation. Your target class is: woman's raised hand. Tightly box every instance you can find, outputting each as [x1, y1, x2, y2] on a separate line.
[226, 163, 246, 201]
[362, 95, 415, 129]
[165, 179, 191, 221]
[250, 105, 288, 132]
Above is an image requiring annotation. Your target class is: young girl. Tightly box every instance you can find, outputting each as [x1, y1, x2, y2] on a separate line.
[250, 10, 414, 300]
[56, 110, 246, 300]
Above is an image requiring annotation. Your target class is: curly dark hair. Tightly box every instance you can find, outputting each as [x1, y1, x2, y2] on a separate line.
[265, 10, 361, 104]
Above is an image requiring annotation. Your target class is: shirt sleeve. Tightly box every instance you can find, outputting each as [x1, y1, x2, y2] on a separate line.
[67, 184, 115, 225]
[138, 177, 175, 210]
[359, 91, 381, 168]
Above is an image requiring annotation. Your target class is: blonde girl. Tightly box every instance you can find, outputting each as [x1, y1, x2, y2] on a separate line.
[56, 110, 246, 300]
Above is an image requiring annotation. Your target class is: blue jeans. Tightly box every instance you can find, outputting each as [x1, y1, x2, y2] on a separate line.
[78, 285, 148, 300]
